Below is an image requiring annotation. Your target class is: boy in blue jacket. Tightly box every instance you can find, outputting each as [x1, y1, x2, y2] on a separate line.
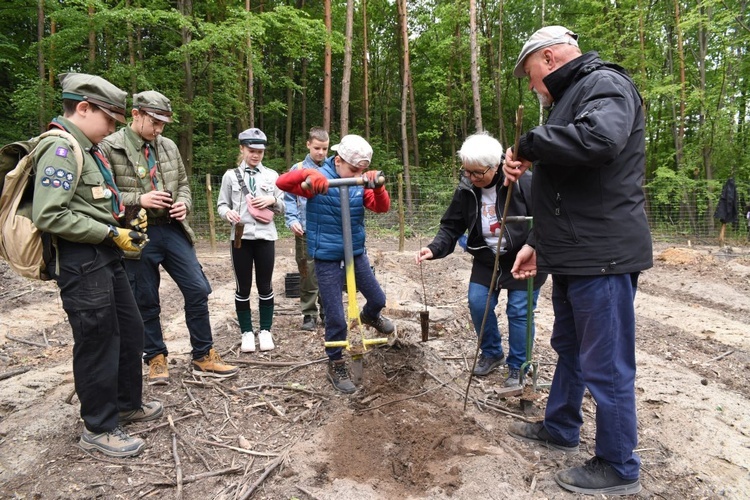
[276, 134, 392, 394]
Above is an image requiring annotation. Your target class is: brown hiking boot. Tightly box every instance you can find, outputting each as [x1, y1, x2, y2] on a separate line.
[192, 348, 239, 378]
[147, 354, 169, 385]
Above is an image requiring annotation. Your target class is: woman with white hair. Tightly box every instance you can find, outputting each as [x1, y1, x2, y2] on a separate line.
[416, 131, 547, 386]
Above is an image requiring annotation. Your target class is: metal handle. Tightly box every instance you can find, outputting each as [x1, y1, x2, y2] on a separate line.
[301, 171, 385, 190]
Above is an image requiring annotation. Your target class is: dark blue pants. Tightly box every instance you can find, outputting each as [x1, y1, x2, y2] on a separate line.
[125, 224, 213, 361]
[315, 251, 386, 361]
[53, 240, 144, 433]
[544, 273, 641, 480]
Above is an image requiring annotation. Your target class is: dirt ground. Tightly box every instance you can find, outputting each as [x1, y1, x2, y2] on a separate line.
[0, 237, 748, 499]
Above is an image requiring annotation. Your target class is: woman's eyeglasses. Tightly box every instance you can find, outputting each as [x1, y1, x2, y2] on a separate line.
[461, 165, 493, 180]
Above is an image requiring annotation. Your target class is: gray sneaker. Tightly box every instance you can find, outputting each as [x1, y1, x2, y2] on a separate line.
[503, 367, 522, 387]
[473, 353, 505, 376]
[555, 456, 641, 495]
[119, 401, 164, 424]
[301, 315, 317, 331]
[80, 426, 145, 457]
[508, 420, 579, 453]
[327, 360, 356, 394]
[360, 311, 395, 335]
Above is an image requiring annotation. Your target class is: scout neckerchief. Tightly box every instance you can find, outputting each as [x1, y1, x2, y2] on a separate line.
[143, 141, 159, 191]
[49, 118, 124, 218]
[234, 162, 258, 198]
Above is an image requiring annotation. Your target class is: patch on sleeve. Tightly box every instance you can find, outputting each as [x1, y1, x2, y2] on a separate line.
[44, 166, 55, 176]
[55, 147, 69, 158]
[40, 177, 51, 187]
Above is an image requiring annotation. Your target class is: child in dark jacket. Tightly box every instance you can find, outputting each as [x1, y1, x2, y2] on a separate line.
[276, 134, 392, 394]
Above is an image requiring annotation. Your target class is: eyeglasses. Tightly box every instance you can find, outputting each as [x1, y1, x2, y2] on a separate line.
[461, 165, 493, 180]
[147, 116, 166, 129]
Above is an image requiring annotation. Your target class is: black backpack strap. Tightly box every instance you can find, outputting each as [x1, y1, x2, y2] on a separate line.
[234, 167, 250, 196]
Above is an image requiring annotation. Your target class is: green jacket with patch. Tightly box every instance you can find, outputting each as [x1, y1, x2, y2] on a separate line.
[31, 116, 114, 244]
[100, 127, 196, 244]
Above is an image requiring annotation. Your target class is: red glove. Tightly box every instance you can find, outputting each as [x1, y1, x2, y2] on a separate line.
[302, 169, 329, 194]
[363, 170, 384, 191]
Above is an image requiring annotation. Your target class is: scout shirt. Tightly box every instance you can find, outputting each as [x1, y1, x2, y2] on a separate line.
[31, 116, 116, 244]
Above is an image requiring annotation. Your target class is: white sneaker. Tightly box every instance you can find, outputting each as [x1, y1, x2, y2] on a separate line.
[258, 330, 275, 351]
[241, 331, 255, 353]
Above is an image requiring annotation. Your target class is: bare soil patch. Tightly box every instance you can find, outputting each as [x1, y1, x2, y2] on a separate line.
[0, 238, 749, 499]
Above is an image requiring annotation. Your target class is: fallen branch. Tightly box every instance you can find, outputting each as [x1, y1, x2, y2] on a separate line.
[704, 350, 734, 364]
[237, 383, 328, 398]
[183, 381, 210, 420]
[130, 411, 200, 436]
[151, 466, 243, 487]
[168, 416, 183, 499]
[194, 438, 279, 457]
[0, 366, 31, 382]
[238, 450, 289, 500]
[6, 334, 48, 348]
[227, 358, 327, 368]
[296, 484, 323, 500]
[358, 381, 446, 412]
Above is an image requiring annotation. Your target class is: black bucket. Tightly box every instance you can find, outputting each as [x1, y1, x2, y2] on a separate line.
[285, 272, 301, 298]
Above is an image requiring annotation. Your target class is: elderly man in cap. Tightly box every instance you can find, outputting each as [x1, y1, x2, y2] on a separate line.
[101, 90, 238, 384]
[32, 73, 161, 458]
[502, 27, 651, 495]
[276, 134, 393, 394]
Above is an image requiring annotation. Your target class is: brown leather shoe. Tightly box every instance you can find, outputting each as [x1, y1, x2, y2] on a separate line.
[148, 354, 169, 385]
[192, 348, 239, 378]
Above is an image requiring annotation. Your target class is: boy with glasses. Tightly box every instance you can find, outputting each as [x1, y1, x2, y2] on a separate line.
[101, 91, 238, 384]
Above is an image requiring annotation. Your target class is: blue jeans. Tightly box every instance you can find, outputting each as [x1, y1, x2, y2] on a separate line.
[543, 273, 640, 480]
[315, 251, 386, 361]
[125, 224, 214, 361]
[468, 282, 540, 369]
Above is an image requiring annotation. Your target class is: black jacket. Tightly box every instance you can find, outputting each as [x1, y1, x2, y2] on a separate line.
[517, 51, 653, 275]
[427, 170, 547, 291]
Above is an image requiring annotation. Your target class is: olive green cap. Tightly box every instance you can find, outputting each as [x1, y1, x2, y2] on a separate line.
[58, 73, 127, 123]
[132, 90, 174, 123]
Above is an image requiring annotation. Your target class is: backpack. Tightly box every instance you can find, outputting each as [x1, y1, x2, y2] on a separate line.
[0, 130, 83, 280]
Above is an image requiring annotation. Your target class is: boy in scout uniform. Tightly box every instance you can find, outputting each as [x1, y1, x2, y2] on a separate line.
[31, 73, 163, 458]
[100, 91, 238, 384]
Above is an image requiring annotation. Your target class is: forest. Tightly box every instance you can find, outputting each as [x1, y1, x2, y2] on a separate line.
[2, 0, 750, 236]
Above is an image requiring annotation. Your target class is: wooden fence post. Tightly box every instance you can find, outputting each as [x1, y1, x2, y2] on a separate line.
[205, 174, 216, 253]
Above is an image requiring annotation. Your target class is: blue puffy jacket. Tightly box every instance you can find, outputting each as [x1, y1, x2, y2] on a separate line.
[305, 158, 366, 261]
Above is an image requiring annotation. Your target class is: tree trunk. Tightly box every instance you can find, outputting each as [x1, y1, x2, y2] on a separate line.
[323, 0, 332, 132]
[246, 0, 255, 128]
[37, 0, 45, 132]
[362, 0, 370, 140]
[285, 60, 294, 166]
[495, 0, 506, 145]
[340, 0, 354, 136]
[179, 0, 194, 178]
[469, 0, 482, 132]
[673, 0, 686, 169]
[126, 0, 136, 93]
[88, 3, 95, 69]
[301, 57, 308, 139]
[397, 0, 413, 215]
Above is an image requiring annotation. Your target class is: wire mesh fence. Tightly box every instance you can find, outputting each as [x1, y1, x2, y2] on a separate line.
[189, 173, 750, 247]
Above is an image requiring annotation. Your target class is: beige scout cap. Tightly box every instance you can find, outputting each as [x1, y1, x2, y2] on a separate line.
[331, 134, 373, 168]
[513, 26, 579, 78]
[133, 90, 174, 123]
[59, 73, 127, 123]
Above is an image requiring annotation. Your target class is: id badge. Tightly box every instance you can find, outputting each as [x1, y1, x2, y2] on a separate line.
[91, 186, 105, 199]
